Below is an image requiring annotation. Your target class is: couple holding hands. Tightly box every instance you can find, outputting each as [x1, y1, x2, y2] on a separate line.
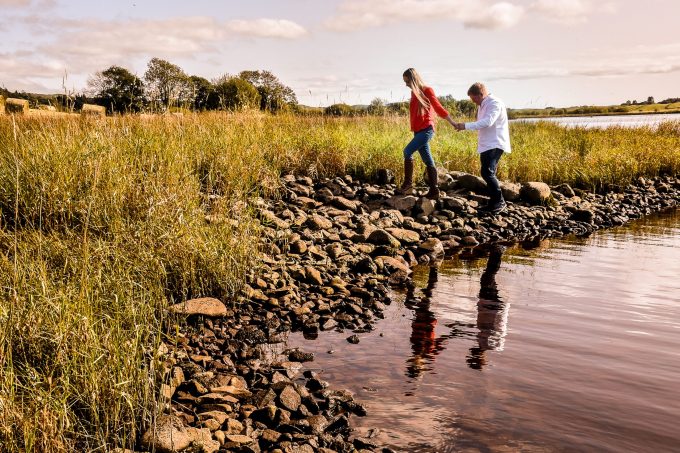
[400, 68, 511, 214]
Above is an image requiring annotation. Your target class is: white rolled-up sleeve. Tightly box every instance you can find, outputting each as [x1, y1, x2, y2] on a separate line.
[465, 100, 501, 131]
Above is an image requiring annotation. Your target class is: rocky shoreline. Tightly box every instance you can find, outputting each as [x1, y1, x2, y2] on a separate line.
[143, 170, 680, 453]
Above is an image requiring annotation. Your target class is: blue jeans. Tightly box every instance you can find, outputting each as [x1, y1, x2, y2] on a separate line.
[480, 148, 504, 204]
[404, 126, 435, 167]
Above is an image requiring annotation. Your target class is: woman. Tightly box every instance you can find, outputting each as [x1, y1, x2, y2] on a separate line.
[399, 68, 456, 200]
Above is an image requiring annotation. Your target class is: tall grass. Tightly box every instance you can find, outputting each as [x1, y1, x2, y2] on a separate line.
[0, 112, 678, 451]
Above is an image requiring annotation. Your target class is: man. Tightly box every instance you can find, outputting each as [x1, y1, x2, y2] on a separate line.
[454, 83, 511, 214]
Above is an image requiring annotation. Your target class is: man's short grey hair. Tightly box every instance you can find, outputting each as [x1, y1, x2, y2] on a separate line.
[467, 82, 487, 96]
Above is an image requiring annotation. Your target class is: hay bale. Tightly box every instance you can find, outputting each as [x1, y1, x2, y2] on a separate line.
[38, 105, 57, 112]
[6, 98, 29, 114]
[81, 104, 106, 116]
[0, 96, 5, 114]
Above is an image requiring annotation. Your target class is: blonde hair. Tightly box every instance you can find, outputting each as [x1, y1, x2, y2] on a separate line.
[403, 68, 431, 114]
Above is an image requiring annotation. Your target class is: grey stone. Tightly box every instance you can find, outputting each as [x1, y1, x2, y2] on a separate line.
[521, 182, 552, 205]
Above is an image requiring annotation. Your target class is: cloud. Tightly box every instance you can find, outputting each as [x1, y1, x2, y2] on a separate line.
[0, 0, 30, 6]
[226, 19, 308, 39]
[529, 0, 616, 24]
[482, 61, 680, 81]
[325, 0, 525, 31]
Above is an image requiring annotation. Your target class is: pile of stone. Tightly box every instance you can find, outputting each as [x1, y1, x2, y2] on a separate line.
[142, 170, 679, 453]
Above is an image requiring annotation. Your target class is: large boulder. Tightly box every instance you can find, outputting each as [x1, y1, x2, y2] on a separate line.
[168, 298, 227, 317]
[385, 228, 421, 244]
[456, 173, 487, 192]
[520, 182, 551, 205]
[416, 197, 436, 217]
[141, 416, 192, 453]
[386, 195, 418, 212]
[500, 181, 521, 201]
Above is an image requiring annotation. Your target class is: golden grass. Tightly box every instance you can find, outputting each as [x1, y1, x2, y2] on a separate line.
[0, 112, 678, 451]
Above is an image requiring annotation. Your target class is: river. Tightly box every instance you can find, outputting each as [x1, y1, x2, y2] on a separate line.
[280, 208, 680, 452]
[513, 112, 680, 128]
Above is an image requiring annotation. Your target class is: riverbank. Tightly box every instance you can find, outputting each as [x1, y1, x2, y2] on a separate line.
[149, 171, 680, 453]
[1, 113, 679, 451]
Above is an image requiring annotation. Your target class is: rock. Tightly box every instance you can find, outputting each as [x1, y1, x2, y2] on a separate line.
[385, 228, 420, 244]
[422, 166, 450, 185]
[278, 385, 301, 412]
[198, 411, 230, 425]
[375, 168, 395, 184]
[290, 240, 308, 254]
[456, 174, 487, 192]
[570, 209, 595, 223]
[347, 334, 360, 344]
[418, 238, 444, 256]
[500, 181, 521, 201]
[261, 429, 282, 444]
[442, 196, 467, 212]
[168, 297, 227, 317]
[416, 197, 436, 217]
[520, 182, 551, 205]
[141, 415, 192, 453]
[289, 350, 315, 362]
[554, 183, 576, 198]
[333, 196, 361, 212]
[386, 195, 418, 211]
[375, 256, 411, 274]
[259, 209, 291, 230]
[461, 235, 479, 247]
[367, 229, 401, 248]
[225, 434, 254, 445]
[305, 266, 324, 286]
[187, 427, 220, 453]
[307, 214, 333, 230]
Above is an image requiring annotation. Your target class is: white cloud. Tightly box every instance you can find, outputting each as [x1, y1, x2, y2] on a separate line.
[0, 0, 30, 6]
[529, 0, 616, 24]
[482, 60, 680, 81]
[325, 0, 525, 31]
[226, 19, 308, 39]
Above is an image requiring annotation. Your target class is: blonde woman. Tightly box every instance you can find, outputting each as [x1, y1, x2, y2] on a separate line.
[399, 68, 457, 200]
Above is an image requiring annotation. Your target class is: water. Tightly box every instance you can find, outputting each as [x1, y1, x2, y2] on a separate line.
[283, 208, 680, 452]
[513, 112, 680, 129]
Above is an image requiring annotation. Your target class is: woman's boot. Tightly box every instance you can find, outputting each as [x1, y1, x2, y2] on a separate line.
[425, 166, 440, 200]
[398, 159, 414, 194]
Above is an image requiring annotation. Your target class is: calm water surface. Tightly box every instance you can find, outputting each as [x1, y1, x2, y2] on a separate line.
[283, 208, 680, 452]
[513, 112, 680, 128]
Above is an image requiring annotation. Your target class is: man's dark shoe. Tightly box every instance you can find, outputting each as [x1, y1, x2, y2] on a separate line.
[479, 201, 506, 214]
[490, 201, 507, 214]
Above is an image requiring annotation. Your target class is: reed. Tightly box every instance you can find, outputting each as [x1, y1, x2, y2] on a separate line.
[0, 112, 678, 451]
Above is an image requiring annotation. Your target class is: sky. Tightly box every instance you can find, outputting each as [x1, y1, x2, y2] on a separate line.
[1, 0, 679, 108]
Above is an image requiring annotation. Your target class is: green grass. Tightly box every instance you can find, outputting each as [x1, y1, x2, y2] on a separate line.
[0, 112, 678, 451]
[509, 101, 680, 118]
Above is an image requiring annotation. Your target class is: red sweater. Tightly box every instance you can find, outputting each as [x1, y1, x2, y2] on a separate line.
[410, 86, 449, 132]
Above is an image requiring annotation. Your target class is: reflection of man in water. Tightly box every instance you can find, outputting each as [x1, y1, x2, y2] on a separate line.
[467, 245, 509, 370]
[405, 265, 448, 379]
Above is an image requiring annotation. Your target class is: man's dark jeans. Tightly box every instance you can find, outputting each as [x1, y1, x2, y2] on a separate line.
[480, 148, 504, 205]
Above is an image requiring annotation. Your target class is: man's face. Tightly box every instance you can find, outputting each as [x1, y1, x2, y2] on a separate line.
[469, 93, 483, 106]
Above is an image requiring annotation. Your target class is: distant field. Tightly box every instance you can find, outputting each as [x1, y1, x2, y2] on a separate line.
[509, 102, 680, 119]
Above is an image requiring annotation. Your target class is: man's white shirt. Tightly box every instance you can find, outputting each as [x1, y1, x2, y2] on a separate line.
[464, 94, 512, 154]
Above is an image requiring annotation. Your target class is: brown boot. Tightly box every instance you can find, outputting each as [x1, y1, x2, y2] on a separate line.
[398, 159, 414, 194]
[425, 166, 440, 200]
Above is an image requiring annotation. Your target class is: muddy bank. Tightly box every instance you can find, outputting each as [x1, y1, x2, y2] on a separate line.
[146, 171, 679, 453]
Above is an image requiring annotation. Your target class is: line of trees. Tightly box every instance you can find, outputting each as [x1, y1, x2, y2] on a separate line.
[86, 57, 298, 114]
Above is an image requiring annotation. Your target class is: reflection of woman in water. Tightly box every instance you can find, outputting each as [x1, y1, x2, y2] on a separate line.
[405, 266, 449, 379]
[467, 245, 510, 370]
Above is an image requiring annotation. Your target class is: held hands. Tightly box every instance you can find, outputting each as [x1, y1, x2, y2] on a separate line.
[452, 122, 465, 131]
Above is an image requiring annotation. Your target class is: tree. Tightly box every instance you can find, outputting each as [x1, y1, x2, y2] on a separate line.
[367, 98, 387, 115]
[238, 70, 297, 112]
[88, 66, 145, 114]
[144, 58, 190, 111]
[647, 96, 655, 104]
[188, 76, 214, 111]
[212, 76, 260, 111]
[324, 103, 354, 116]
